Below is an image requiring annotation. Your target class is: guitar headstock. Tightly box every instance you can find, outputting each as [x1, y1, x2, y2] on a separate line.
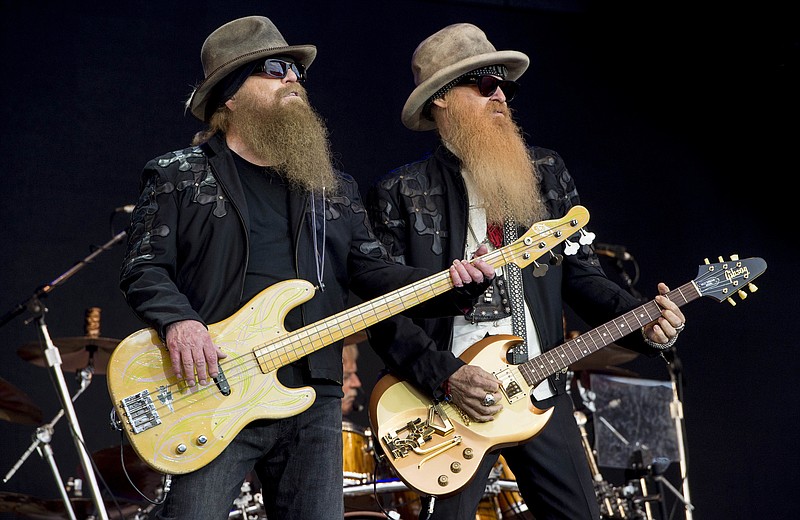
[696, 255, 767, 305]
[509, 205, 590, 269]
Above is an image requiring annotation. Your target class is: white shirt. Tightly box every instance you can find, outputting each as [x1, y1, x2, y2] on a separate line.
[452, 168, 555, 400]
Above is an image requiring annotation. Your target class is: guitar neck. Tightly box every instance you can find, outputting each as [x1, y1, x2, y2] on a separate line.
[252, 242, 519, 371]
[252, 212, 586, 372]
[518, 281, 701, 387]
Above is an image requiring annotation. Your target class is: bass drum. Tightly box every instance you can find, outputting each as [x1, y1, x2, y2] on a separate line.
[475, 495, 501, 520]
[343, 421, 376, 485]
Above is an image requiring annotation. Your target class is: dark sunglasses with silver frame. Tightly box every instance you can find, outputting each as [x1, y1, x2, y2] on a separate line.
[253, 58, 306, 83]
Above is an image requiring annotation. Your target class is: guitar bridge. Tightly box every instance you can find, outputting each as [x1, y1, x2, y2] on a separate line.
[494, 367, 527, 404]
[381, 402, 458, 461]
[120, 389, 161, 434]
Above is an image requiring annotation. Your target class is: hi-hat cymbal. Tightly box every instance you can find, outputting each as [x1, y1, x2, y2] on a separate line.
[569, 343, 639, 372]
[0, 377, 43, 425]
[17, 336, 120, 375]
[89, 444, 165, 503]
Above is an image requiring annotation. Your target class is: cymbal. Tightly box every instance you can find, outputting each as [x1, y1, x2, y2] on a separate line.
[89, 444, 165, 503]
[17, 336, 120, 375]
[0, 491, 55, 518]
[0, 492, 141, 520]
[569, 343, 639, 372]
[0, 377, 43, 425]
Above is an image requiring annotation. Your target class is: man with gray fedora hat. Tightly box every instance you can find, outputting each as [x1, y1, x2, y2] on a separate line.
[367, 22, 687, 519]
[119, 15, 496, 520]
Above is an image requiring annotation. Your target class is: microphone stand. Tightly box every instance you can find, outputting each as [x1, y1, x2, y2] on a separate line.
[0, 229, 127, 520]
[662, 348, 695, 518]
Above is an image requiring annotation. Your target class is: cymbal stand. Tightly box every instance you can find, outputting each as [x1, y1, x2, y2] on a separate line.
[4, 365, 94, 486]
[662, 348, 695, 518]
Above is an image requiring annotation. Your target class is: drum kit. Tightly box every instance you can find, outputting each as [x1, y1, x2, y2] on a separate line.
[2, 316, 682, 520]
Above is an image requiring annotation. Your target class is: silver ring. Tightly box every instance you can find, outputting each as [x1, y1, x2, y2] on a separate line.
[482, 393, 496, 407]
[675, 322, 686, 332]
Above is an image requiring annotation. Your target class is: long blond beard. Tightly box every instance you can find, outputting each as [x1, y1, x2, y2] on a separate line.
[439, 95, 545, 226]
[228, 85, 338, 193]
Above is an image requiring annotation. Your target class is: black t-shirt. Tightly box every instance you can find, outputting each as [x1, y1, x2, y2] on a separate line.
[234, 153, 340, 400]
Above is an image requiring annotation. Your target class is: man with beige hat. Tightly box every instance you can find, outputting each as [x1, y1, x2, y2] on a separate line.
[367, 22, 686, 519]
[118, 15, 495, 520]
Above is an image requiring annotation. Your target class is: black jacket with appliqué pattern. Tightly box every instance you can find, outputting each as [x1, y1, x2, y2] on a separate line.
[120, 134, 481, 384]
[366, 144, 660, 398]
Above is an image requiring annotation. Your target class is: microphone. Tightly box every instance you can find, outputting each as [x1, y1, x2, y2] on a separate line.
[114, 204, 136, 213]
[594, 242, 632, 261]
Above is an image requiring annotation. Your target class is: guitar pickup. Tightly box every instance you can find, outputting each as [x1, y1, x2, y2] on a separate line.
[494, 367, 527, 404]
[120, 389, 161, 434]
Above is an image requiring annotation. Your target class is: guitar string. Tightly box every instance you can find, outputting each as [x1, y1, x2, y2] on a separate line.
[132, 218, 587, 417]
[518, 264, 747, 386]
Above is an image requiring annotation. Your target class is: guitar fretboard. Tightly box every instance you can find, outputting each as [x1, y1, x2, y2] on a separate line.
[518, 281, 700, 387]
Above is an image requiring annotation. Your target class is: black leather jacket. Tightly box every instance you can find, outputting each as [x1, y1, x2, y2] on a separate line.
[367, 145, 659, 397]
[119, 135, 476, 384]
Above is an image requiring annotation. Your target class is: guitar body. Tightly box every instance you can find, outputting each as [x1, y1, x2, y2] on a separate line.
[370, 335, 554, 497]
[372, 256, 768, 497]
[107, 279, 318, 475]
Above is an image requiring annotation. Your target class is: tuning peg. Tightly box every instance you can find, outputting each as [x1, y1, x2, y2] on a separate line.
[748, 283, 759, 293]
[727, 297, 737, 307]
[730, 254, 740, 261]
[578, 229, 595, 245]
[738, 289, 748, 300]
[564, 238, 580, 256]
[718, 256, 725, 262]
[532, 260, 549, 277]
[704, 258, 710, 265]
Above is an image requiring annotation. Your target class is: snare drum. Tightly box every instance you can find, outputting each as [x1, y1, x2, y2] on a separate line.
[342, 421, 375, 485]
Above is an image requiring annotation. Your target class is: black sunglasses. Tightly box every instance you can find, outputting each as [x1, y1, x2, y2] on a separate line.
[254, 58, 306, 83]
[460, 75, 519, 101]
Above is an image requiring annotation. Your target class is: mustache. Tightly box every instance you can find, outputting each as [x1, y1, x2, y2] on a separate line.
[277, 83, 306, 100]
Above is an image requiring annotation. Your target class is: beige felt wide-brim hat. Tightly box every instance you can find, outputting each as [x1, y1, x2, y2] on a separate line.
[402, 23, 530, 132]
[187, 16, 317, 122]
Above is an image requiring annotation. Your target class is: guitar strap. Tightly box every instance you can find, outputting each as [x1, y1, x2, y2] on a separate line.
[504, 216, 528, 364]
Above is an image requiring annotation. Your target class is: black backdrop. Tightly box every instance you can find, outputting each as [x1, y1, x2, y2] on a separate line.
[0, 1, 795, 519]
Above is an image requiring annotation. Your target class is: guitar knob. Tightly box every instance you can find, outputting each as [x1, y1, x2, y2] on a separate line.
[437, 475, 449, 487]
[197, 435, 208, 445]
[450, 461, 462, 473]
[176, 443, 187, 454]
[463, 448, 474, 459]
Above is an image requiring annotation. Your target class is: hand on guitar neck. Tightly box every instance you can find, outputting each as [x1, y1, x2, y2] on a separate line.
[163, 246, 495, 389]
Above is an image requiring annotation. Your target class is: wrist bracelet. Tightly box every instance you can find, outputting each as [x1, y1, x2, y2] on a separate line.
[641, 328, 678, 350]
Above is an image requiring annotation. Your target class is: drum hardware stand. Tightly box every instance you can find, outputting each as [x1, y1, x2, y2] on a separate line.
[661, 348, 695, 518]
[0, 228, 128, 520]
[3, 364, 97, 520]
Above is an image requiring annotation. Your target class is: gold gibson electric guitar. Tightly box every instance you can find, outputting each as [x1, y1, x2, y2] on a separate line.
[370, 255, 767, 497]
[107, 206, 591, 475]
